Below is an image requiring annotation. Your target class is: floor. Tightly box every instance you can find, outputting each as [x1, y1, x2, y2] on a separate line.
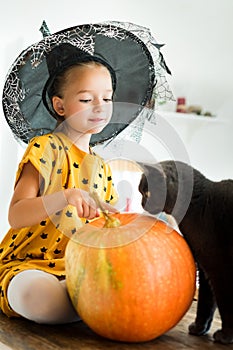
[0, 301, 232, 350]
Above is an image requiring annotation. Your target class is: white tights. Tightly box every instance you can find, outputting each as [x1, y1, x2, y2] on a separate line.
[7, 269, 81, 324]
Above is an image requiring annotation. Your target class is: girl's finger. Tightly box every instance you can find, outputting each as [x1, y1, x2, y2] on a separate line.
[99, 200, 119, 214]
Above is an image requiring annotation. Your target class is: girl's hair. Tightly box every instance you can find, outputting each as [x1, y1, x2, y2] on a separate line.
[50, 61, 108, 98]
[48, 61, 115, 122]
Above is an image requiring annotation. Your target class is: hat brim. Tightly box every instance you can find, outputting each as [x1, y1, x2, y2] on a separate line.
[2, 21, 172, 145]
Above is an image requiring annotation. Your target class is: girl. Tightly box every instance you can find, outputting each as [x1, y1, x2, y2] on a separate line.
[0, 44, 118, 324]
[1, 21, 173, 325]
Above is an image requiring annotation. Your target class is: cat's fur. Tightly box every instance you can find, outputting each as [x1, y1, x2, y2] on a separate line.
[138, 160, 233, 344]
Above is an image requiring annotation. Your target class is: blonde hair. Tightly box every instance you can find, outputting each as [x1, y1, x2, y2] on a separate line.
[52, 61, 106, 99]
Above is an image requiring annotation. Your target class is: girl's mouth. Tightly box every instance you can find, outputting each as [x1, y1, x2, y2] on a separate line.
[89, 118, 105, 123]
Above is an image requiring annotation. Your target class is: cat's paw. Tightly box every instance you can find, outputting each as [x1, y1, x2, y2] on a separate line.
[213, 329, 233, 344]
[188, 321, 210, 336]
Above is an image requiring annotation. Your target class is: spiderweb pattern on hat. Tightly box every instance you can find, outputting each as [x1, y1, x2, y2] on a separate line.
[102, 21, 174, 105]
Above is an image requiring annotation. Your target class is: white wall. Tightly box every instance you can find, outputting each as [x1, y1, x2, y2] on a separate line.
[1, 0, 233, 236]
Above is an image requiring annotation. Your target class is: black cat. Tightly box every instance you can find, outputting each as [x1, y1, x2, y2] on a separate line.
[138, 160, 233, 344]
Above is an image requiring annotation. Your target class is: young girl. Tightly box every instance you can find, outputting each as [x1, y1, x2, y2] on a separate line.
[1, 21, 173, 325]
[0, 44, 118, 324]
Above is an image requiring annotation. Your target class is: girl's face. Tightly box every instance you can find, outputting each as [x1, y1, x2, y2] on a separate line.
[52, 64, 113, 136]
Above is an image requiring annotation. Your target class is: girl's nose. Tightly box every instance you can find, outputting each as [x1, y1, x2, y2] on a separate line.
[93, 101, 103, 113]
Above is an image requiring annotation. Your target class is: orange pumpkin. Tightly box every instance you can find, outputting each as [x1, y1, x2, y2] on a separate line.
[65, 213, 196, 342]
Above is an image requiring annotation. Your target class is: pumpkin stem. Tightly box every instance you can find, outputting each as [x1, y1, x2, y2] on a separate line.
[90, 191, 121, 228]
[103, 214, 121, 228]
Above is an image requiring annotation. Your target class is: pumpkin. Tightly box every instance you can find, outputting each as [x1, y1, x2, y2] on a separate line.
[65, 213, 196, 342]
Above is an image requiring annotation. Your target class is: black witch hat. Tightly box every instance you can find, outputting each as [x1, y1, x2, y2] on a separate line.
[2, 21, 173, 146]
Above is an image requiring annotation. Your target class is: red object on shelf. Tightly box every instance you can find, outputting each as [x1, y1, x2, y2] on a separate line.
[176, 97, 186, 113]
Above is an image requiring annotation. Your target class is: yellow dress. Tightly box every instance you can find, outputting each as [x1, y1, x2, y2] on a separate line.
[0, 132, 118, 317]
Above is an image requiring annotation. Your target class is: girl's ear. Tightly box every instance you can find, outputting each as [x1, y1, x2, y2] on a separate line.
[52, 96, 65, 116]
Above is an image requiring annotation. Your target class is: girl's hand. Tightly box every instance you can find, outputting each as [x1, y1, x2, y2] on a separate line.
[8, 162, 118, 229]
[64, 188, 117, 220]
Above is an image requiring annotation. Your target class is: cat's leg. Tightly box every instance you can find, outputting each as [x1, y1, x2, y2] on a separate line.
[211, 270, 233, 344]
[189, 267, 216, 336]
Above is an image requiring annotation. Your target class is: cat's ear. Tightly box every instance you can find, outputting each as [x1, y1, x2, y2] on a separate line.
[137, 162, 147, 174]
[137, 162, 166, 179]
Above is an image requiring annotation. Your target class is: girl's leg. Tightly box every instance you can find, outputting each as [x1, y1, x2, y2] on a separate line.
[7, 269, 81, 324]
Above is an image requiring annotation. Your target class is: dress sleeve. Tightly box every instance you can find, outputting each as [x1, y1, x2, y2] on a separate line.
[14, 134, 58, 193]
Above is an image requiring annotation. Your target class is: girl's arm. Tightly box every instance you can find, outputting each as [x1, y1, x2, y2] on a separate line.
[9, 162, 116, 229]
[9, 161, 68, 229]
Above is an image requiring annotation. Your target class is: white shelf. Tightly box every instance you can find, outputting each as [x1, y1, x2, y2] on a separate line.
[157, 111, 226, 124]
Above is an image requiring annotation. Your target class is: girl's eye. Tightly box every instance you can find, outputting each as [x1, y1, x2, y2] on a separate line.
[80, 99, 91, 103]
[79, 98, 112, 103]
